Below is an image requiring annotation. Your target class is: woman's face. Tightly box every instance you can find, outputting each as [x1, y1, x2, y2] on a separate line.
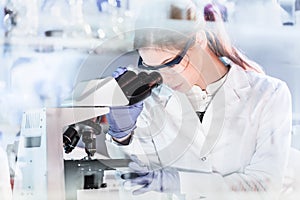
[139, 47, 201, 93]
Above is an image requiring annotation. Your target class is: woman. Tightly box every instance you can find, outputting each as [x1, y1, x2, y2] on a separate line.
[105, 2, 292, 199]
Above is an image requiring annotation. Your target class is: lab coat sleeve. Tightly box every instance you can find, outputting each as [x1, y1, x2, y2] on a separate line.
[0, 146, 12, 200]
[179, 81, 292, 199]
[179, 171, 237, 199]
[224, 81, 292, 195]
[105, 134, 146, 159]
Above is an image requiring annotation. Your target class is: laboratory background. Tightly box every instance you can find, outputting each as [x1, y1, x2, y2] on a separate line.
[0, 0, 300, 199]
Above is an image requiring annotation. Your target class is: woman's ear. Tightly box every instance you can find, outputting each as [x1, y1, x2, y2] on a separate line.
[195, 30, 208, 49]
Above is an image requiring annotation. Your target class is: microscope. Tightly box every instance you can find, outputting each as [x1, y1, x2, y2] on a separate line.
[12, 70, 162, 200]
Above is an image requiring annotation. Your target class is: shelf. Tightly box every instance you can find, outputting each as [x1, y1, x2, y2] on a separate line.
[0, 36, 103, 50]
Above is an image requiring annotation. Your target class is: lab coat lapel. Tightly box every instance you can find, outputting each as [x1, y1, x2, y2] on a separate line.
[199, 87, 226, 158]
[200, 64, 251, 157]
[224, 64, 252, 117]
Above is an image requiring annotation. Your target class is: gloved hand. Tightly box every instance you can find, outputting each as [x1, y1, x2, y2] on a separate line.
[125, 155, 180, 195]
[106, 102, 143, 139]
[106, 67, 143, 140]
[112, 66, 128, 79]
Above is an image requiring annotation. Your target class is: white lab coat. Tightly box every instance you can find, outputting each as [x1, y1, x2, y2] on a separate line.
[0, 146, 12, 200]
[106, 64, 292, 200]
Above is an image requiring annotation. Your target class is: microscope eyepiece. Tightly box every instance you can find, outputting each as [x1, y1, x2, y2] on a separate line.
[115, 70, 163, 105]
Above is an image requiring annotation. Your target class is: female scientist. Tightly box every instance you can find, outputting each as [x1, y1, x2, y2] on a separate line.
[105, 1, 292, 199]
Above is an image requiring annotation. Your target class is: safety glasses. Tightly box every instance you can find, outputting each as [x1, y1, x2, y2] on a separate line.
[138, 36, 196, 71]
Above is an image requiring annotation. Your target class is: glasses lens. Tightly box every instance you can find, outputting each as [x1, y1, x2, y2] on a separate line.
[138, 56, 180, 70]
[138, 36, 195, 71]
[161, 58, 189, 74]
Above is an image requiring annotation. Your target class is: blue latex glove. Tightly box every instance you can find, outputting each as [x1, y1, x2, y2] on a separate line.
[126, 155, 180, 195]
[112, 66, 127, 79]
[106, 103, 143, 138]
[106, 67, 143, 139]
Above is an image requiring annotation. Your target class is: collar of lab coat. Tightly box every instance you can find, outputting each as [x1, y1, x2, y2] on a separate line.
[224, 63, 252, 105]
[151, 64, 252, 158]
[199, 63, 252, 157]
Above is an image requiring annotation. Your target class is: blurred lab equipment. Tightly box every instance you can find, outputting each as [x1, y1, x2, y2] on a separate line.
[0, 144, 12, 200]
[12, 66, 162, 199]
[2, 0, 17, 37]
[64, 0, 92, 38]
[0, 3, 3, 38]
[38, 0, 93, 39]
[95, 0, 133, 39]
[169, 0, 196, 20]
[8, 0, 40, 36]
[5, 132, 19, 189]
[12, 76, 128, 200]
[204, 2, 228, 22]
[278, 0, 297, 25]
